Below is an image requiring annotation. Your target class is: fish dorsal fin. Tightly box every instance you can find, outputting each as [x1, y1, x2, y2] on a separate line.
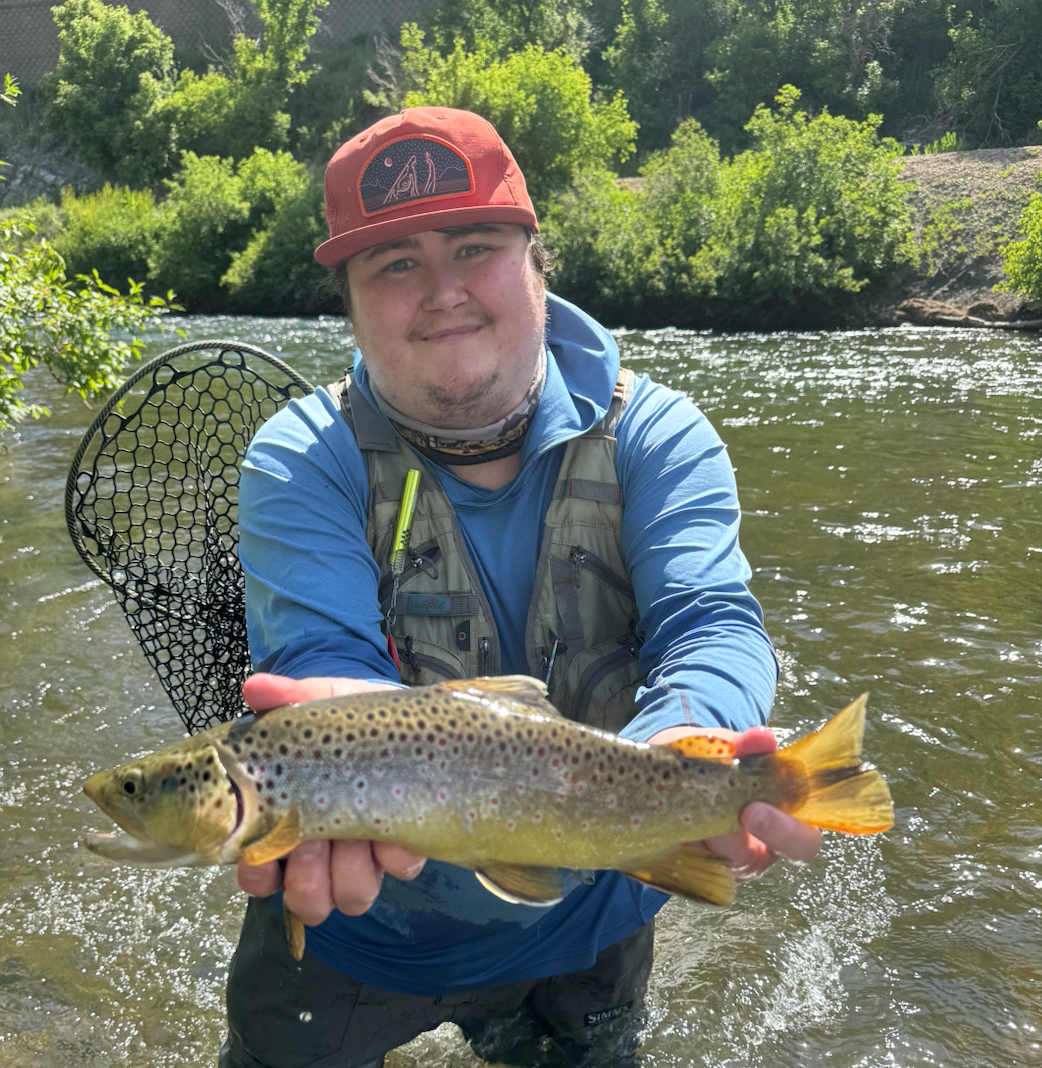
[434, 676, 561, 715]
[667, 734, 736, 763]
[621, 844, 736, 905]
[475, 863, 565, 905]
[239, 808, 303, 866]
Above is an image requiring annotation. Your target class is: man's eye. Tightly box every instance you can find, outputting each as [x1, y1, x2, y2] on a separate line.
[384, 259, 412, 273]
[459, 244, 489, 258]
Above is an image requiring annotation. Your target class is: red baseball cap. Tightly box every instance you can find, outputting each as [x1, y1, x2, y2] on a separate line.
[315, 107, 539, 267]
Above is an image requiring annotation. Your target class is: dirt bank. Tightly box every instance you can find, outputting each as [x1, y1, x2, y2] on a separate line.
[855, 146, 1042, 325]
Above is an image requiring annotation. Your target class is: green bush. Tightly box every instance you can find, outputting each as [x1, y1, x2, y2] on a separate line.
[44, 0, 176, 186]
[0, 213, 177, 432]
[52, 184, 159, 289]
[545, 119, 721, 323]
[1001, 191, 1042, 306]
[222, 176, 335, 314]
[697, 86, 914, 314]
[148, 148, 310, 311]
[399, 30, 636, 213]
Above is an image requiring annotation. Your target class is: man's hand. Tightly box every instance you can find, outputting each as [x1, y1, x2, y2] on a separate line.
[235, 674, 427, 925]
[647, 724, 821, 878]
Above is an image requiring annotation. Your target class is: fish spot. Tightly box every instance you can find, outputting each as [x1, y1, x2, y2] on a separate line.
[345, 733, 355, 743]
[280, 792, 288, 800]
[506, 821, 514, 830]
[356, 779, 366, 789]
[355, 797, 365, 808]
[531, 768, 539, 777]
[322, 734, 332, 744]
[333, 749, 342, 759]
[532, 812, 542, 822]
[438, 791, 448, 803]
[606, 796, 616, 807]
[279, 744, 288, 756]
[489, 797, 498, 806]
[258, 730, 268, 739]
[266, 780, 274, 790]
[631, 817, 641, 827]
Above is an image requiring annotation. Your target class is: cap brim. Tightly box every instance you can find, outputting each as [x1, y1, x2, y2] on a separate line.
[314, 204, 538, 267]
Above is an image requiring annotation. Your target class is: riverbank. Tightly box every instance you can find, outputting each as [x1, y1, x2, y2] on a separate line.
[854, 146, 1042, 326]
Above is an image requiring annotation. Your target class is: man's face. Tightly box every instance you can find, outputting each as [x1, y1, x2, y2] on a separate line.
[345, 223, 546, 430]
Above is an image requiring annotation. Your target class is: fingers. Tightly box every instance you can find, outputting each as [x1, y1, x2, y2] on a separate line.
[741, 801, 821, 864]
[373, 842, 426, 882]
[237, 856, 283, 897]
[237, 837, 427, 926]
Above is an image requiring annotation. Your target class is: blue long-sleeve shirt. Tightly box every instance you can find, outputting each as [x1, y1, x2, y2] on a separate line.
[237, 293, 777, 994]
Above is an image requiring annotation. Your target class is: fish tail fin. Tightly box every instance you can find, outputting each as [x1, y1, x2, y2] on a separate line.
[777, 693, 893, 834]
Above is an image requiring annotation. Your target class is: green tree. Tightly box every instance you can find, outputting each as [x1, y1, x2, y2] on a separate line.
[601, 0, 728, 156]
[706, 0, 902, 152]
[400, 30, 636, 211]
[936, 0, 1042, 146]
[424, 0, 595, 61]
[44, 0, 176, 186]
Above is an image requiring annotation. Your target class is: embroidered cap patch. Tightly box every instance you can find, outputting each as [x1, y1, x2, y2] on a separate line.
[358, 136, 475, 217]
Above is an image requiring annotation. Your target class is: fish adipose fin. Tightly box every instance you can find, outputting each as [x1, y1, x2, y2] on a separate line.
[776, 693, 894, 834]
[622, 845, 736, 905]
[240, 809, 303, 865]
[475, 863, 566, 905]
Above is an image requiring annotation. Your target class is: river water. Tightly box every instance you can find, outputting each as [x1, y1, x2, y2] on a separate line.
[1, 316, 1039, 1067]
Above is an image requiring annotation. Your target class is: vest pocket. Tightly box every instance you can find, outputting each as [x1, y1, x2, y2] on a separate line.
[556, 635, 644, 733]
[395, 635, 466, 686]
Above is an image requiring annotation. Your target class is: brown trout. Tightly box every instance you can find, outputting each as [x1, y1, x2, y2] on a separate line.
[83, 676, 892, 957]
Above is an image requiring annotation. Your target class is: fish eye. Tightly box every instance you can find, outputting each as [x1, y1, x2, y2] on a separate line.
[121, 769, 145, 796]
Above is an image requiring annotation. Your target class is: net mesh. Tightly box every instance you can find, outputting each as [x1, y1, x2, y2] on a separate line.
[65, 341, 314, 733]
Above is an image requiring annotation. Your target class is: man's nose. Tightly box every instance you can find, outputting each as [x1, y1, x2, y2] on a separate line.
[421, 265, 468, 311]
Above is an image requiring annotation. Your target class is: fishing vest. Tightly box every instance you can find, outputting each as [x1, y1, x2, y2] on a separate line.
[327, 369, 644, 732]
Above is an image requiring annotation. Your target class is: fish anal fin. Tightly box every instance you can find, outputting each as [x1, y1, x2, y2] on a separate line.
[667, 734, 736, 763]
[240, 809, 303, 866]
[475, 863, 565, 905]
[284, 906, 306, 960]
[621, 845, 736, 906]
[775, 694, 894, 835]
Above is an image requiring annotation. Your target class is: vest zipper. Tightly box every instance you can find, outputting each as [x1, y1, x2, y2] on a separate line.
[569, 545, 634, 598]
[402, 636, 463, 681]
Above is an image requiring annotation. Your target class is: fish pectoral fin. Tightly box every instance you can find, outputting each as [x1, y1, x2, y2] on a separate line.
[621, 844, 736, 906]
[666, 735, 737, 763]
[434, 675, 560, 715]
[284, 906, 306, 961]
[475, 863, 566, 905]
[239, 809, 303, 866]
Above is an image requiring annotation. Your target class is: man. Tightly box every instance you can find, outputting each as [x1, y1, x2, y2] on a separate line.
[222, 107, 820, 1068]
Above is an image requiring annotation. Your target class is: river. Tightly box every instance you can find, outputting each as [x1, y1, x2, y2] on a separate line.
[1, 316, 1039, 1067]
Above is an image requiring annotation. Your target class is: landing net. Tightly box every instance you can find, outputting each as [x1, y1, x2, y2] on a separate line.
[65, 341, 314, 733]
